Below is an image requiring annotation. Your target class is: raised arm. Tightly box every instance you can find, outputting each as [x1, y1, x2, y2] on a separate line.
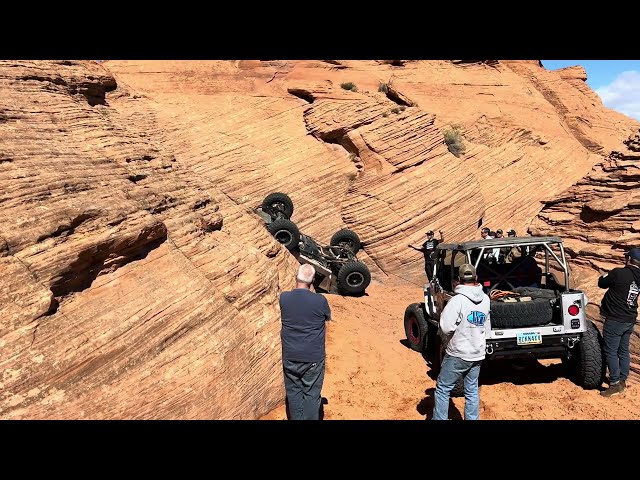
[598, 269, 616, 289]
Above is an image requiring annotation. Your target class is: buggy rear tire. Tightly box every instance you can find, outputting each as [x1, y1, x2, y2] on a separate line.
[337, 261, 371, 295]
[404, 303, 428, 352]
[330, 229, 361, 254]
[567, 320, 605, 390]
[267, 218, 300, 251]
[262, 192, 294, 219]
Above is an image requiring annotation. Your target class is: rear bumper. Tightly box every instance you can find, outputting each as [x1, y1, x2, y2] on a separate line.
[486, 334, 581, 360]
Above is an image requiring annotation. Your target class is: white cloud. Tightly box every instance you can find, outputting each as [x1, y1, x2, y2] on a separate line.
[596, 70, 640, 121]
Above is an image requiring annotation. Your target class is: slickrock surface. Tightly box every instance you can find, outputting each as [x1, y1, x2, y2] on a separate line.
[0, 60, 299, 419]
[106, 60, 638, 284]
[531, 129, 640, 381]
[2, 59, 639, 419]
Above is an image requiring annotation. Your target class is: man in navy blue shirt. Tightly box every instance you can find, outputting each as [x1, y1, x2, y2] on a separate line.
[279, 263, 332, 420]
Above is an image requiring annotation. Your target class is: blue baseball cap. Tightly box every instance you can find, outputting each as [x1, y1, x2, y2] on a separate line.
[625, 248, 640, 260]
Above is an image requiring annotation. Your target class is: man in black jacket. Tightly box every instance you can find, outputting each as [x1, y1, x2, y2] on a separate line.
[409, 230, 444, 281]
[598, 247, 640, 397]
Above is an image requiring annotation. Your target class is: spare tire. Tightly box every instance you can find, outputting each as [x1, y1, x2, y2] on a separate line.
[330, 229, 361, 254]
[337, 261, 371, 295]
[262, 192, 294, 219]
[267, 218, 300, 251]
[490, 297, 554, 329]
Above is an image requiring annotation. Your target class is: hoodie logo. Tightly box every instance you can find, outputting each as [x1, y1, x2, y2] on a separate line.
[467, 311, 486, 326]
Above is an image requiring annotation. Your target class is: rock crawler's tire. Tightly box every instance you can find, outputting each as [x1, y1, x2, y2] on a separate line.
[404, 303, 428, 352]
[262, 192, 294, 219]
[267, 218, 300, 251]
[337, 261, 371, 295]
[490, 297, 554, 329]
[567, 320, 606, 390]
[330, 229, 361, 254]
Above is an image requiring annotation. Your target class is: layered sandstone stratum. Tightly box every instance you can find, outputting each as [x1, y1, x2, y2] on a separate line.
[1, 60, 638, 419]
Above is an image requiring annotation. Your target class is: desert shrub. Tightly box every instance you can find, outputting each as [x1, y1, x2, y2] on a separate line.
[443, 125, 466, 157]
[340, 82, 358, 92]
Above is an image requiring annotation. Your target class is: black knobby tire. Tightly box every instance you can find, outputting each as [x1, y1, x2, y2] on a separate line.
[267, 218, 300, 251]
[404, 303, 429, 352]
[490, 297, 554, 329]
[330, 228, 361, 254]
[262, 192, 294, 219]
[568, 320, 605, 389]
[337, 261, 371, 295]
[431, 333, 465, 398]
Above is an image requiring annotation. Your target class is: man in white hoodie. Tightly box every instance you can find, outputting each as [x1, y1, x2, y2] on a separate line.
[432, 263, 491, 420]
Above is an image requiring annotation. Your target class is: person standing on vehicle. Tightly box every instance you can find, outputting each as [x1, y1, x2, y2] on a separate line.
[279, 264, 332, 419]
[492, 229, 507, 263]
[433, 263, 491, 420]
[598, 248, 640, 397]
[409, 230, 444, 281]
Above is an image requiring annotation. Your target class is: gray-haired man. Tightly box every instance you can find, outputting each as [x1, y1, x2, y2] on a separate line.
[279, 264, 332, 419]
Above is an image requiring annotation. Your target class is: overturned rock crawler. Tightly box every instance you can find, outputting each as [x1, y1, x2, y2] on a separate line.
[256, 192, 372, 296]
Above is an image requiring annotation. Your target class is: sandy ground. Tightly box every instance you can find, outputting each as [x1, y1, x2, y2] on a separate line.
[261, 281, 640, 420]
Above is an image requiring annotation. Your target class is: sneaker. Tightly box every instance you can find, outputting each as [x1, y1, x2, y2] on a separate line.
[600, 382, 624, 397]
[621, 379, 627, 390]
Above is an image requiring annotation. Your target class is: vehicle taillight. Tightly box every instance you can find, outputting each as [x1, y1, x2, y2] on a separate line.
[568, 304, 580, 316]
[483, 281, 491, 287]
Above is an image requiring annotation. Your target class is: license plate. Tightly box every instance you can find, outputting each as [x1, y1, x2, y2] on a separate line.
[517, 332, 542, 345]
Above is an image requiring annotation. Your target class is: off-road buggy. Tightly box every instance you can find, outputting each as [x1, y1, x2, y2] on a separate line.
[403, 236, 605, 396]
[255, 192, 371, 296]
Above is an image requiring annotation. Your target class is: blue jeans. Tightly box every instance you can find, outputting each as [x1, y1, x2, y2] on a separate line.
[282, 358, 325, 420]
[433, 353, 482, 420]
[603, 318, 635, 384]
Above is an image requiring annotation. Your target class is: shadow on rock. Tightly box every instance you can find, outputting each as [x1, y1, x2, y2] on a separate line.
[479, 358, 567, 387]
[417, 387, 462, 420]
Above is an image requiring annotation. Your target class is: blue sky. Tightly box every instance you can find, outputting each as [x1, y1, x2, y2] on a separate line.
[541, 60, 640, 121]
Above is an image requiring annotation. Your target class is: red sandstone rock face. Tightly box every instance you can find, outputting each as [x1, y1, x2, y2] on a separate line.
[1, 59, 638, 418]
[531, 131, 640, 380]
[0, 61, 299, 419]
[106, 60, 637, 281]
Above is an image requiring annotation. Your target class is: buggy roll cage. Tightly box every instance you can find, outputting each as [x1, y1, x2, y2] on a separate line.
[435, 237, 570, 293]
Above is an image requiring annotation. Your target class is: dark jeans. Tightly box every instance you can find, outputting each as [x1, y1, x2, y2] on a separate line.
[425, 260, 435, 281]
[603, 318, 635, 384]
[283, 358, 325, 420]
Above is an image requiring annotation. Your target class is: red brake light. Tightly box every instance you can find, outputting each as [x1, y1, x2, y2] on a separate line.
[483, 281, 491, 287]
[568, 305, 580, 316]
